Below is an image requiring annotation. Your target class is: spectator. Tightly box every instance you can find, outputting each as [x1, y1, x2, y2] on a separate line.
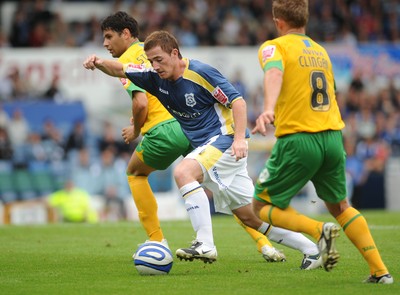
[0, 127, 13, 160]
[48, 179, 98, 223]
[231, 69, 248, 99]
[93, 147, 126, 221]
[40, 119, 65, 162]
[69, 148, 97, 196]
[0, 29, 10, 47]
[7, 109, 29, 150]
[0, 67, 30, 101]
[5, 0, 400, 47]
[0, 104, 9, 128]
[42, 74, 65, 102]
[380, 112, 400, 157]
[8, 4, 30, 47]
[97, 120, 126, 156]
[64, 121, 87, 156]
[24, 132, 47, 163]
[344, 137, 367, 204]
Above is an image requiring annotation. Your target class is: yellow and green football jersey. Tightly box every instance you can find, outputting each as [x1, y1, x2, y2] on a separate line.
[258, 33, 345, 137]
[118, 41, 174, 135]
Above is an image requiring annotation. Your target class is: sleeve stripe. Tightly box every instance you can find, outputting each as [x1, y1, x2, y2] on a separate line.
[264, 60, 283, 72]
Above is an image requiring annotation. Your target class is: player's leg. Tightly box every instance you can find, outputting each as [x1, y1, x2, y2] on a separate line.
[221, 157, 286, 262]
[126, 152, 162, 240]
[174, 158, 217, 263]
[253, 133, 326, 241]
[254, 203, 324, 240]
[234, 204, 320, 268]
[232, 206, 286, 262]
[128, 120, 192, 243]
[233, 214, 273, 253]
[326, 200, 393, 284]
[253, 132, 340, 271]
[315, 130, 391, 282]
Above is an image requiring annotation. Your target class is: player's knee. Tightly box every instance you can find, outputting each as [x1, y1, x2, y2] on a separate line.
[326, 199, 350, 217]
[252, 199, 263, 217]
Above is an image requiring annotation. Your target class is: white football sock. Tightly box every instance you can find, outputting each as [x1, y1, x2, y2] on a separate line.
[258, 222, 271, 234]
[267, 226, 319, 255]
[180, 181, 214, 248]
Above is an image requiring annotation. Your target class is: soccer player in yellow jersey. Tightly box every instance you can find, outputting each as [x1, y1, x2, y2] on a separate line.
[252, 0, 393, 284]
[101, 12, 192, 249]
[97, 12, 323, 267]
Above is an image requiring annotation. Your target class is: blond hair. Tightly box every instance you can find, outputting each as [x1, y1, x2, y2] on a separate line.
[272, 0, 308, 28]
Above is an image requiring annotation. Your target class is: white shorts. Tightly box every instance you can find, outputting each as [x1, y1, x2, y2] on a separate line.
[186, 136, 254, 215]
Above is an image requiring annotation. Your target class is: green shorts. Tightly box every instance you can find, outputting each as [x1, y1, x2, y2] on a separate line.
[135, 119, 192, 170]
[254, 130, 347, 208]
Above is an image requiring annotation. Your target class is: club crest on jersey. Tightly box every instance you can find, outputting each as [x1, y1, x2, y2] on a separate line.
[212, 86, 228, 104]
[262, 45, 276, 62]
[185, 93, 196, 107]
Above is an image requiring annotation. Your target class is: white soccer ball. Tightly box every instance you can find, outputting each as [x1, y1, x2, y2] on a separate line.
[133, 241, 173, 275]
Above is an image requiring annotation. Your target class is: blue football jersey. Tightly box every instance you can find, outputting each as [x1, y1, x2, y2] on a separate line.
[124, 58, 249, 148]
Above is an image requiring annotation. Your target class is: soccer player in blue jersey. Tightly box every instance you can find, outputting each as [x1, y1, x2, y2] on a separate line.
[83, 30, 322, 268]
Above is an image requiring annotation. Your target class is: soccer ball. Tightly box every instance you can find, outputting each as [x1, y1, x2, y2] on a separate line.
[133, 241, 173, 275]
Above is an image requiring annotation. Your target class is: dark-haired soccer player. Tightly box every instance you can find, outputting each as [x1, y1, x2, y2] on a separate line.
[100, 11, 192, 252]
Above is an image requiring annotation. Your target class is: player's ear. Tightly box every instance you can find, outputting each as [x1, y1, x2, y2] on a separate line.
[122, 28, 131, 38]
[171, 48, 179, 58]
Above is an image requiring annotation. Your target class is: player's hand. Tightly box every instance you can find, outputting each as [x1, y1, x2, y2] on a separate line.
[252, 111, 275, 136]
[121, 126, 138, 144]
[83, 54, 102, 70]
[231, 138, 248, 161]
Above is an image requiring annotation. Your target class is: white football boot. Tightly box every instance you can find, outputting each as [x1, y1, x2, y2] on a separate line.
[318, 222, 340, 271]
[300, 254, 323, 270]
[176, 240, 217, 263]
[363, 274, 394, 284]
[261, 245, 286, 262]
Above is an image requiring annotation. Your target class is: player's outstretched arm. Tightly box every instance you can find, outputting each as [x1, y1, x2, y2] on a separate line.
[83, 54, 127, 78]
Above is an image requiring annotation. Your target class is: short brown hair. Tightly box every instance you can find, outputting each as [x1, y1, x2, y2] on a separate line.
[144, 31, 182, 59]
[273, 0, 308, 28]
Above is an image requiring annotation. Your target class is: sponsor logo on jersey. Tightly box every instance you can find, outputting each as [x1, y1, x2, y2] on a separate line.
[212, 86, 228, 104]
[159, 87, 169, 95]
[185, 93, 196, 107]
[167, 105, 201, 119]
[125, 63, 144, 73]
[262, 45, 276, 62]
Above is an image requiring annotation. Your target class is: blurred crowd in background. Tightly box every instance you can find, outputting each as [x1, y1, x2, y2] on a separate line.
[1, 0, 400, 219]
[0, 0, 400, 48]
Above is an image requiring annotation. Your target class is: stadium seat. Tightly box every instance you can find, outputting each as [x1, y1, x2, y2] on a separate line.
[0, 171, 18, 203]
[12, 169, 37, 201]
[31, 171, 56, 197]
[0, 160, 13, 173]
[28, 161, 50, 173]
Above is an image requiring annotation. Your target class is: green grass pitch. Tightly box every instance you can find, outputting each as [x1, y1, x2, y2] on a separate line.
[1, 210, 399, 295]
